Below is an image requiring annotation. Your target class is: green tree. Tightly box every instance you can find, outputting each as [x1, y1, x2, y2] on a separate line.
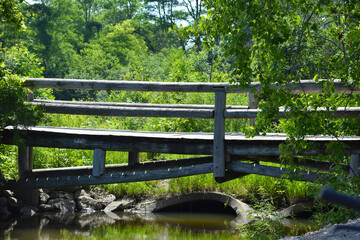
[25, 0, 82, 77]
[0, 1, 43, 131]
[100, 20, 148, 64]
[100, 0, 141, 24]
[202, 0, 360, 135]
[77, 0, 102, 43]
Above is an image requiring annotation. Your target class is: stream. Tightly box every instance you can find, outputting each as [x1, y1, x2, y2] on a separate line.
[1, 211, 316, 240]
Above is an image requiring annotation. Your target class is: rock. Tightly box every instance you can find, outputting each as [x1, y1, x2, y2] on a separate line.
[0, 197, 7, 206]
[0, 206, 11, 220]
[97, 194, 116, 208]
[7, 196, 23, 209]
[79, 208, 96, 214]
[77, 195, 103, 211]
[3, 190, 14, 198]
[41, 188, 50, 194]
[279, 201, 313, 218]
[48, 198, 76, 212]
[39, 204, 55, 212]
[20, 206, 39, 216]
[49, 191, 74, 200]
[40, 192, 50, 204]
[74, 189, 90, 199]
[104, 199, 135, 212]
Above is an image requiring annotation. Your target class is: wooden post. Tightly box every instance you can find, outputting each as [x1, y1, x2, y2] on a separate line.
[27, 88, 34, 101]
[350, 154, 359, 178]
[93, 149, 106, 177]
[249, 93, 259, 126]
[16, 146, 39, 206]
[213, 89, 226, 178]
[128, 151, 140, 166]
[18, 146, 33, 178]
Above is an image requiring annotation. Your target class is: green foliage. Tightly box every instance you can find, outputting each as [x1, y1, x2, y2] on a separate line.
[100, 20, 148, 65]
[0, 46, 44, 130]
[202, 0, 360, 135]
[201, 1, 360, 208]
[0, 46, 44, 179]
[0, 0, 26, 30]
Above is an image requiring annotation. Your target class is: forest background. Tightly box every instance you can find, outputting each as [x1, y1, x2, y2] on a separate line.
[1, 0, 360, 238]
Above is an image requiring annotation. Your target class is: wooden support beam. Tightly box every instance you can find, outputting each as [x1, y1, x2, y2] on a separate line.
[24, 78, 360, 94]
[248, 93, 259, 126]
[350, 154, 360, 177]
[93, 149, 106, 177]
[29, 101, 214, 118]
[228, 161, 320, 182]
[18, 146, 33, 177]
[17, 146, 39, 206]
[215, 170, 249, 183]
[5, 162, 213, 189]
[128, 151, 139, 166]
[213, 89, 226, 178]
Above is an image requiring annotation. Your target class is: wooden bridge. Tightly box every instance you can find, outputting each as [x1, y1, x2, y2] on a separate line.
[1, 78, 360, 191]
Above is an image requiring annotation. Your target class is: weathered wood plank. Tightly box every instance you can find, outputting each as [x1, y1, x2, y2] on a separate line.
[31, 100, 224, 109]
[29, 101, 214, 118]
[213, 90, 226, 177]
[4, 162, 214, 189]
[227, 79, 360, 94]
[230, 155, 350, 172]
[128, 151, 139, 166]
[24, 78, 360, 94]
[28, 156, 212, 178]
[16, 146, 39, 206]
[18, 146, 33, 177]
[350, 154, 360, 177]
[225, 107, 360, 119]
[93, 149, 106, 177]
[228, 161, 320, 182]
[248, 93, 259, 126]
[24, 78, 227, 92]
[3, 127, 360, 156]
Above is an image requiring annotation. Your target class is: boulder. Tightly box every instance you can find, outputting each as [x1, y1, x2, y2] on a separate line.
[48, 198, 76, 212]
[74, 189, 90, 199]
[104, 199, 135, 212]
[0, 206, 11, 220]
[40, 192, 50, 204]
[20, 206, 39, 216]
[7, 196, 23, 209]
[96, 194, 116, 208]
[49, 191, 74, 200]
[39, 204, 55, 212]
[3, 190, 14, 198]
[76, 195, 103, 211]
[0, 197, 7, 206]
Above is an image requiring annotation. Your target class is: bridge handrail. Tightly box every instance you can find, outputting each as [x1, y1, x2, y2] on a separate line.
[24, 78, 360, 94]
[18, 78, 360, 180]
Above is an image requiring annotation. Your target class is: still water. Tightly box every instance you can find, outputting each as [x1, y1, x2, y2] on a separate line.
[1, 211, 315, 239]
[1, 211, 240, 240]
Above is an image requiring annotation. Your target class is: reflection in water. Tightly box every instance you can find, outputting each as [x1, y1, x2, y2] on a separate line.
[1, 211, 316, 239]
[1, 211, 238, 240]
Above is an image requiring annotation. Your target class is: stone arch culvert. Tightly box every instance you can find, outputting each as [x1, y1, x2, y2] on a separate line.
[144, 192, 253, 227]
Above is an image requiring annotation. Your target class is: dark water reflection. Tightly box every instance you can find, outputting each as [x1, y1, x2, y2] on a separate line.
[1, 211, 239, 240]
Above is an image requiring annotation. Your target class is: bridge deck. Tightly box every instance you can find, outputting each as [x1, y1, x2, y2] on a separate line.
[3, 126, 360, 156]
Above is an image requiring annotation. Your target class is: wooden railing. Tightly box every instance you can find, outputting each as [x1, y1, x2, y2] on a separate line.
[2, 78, 360, 190]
